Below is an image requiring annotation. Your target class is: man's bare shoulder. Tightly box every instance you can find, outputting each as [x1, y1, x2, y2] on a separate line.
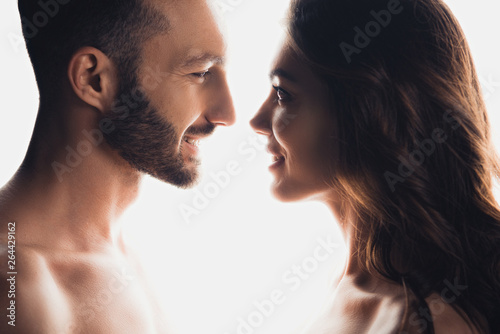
[0, 240, 71, 333]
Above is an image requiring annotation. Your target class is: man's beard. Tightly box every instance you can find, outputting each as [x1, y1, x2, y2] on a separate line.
[102, 70, 214, 188]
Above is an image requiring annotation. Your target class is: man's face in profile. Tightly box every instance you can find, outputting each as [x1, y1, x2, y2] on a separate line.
[103, 0, 234, 188]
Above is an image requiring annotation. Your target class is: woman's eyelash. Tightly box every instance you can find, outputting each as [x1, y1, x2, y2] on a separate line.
[272, 85, 289, 102]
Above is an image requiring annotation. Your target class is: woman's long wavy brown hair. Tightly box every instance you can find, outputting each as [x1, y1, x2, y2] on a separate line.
[287, 0, 500, 332]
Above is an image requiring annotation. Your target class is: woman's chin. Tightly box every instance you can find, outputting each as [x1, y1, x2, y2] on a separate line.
[271, 178, 334, 204]
[271, 182, 314, 203]
[272, 190, 301, 203]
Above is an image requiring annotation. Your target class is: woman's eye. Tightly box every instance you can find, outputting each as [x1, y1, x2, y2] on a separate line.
[273, 85, 289, 103]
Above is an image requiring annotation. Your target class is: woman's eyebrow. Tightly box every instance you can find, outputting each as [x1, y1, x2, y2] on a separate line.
[270, 68, 298, 83]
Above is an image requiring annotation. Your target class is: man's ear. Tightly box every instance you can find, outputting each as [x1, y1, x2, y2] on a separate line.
[67, 47, 118, 112]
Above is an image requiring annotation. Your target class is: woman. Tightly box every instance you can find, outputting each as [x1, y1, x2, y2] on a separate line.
[250, 0, 500, 333]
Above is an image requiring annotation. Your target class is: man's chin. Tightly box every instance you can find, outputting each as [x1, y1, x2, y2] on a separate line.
[174, 171, 200, 189]
[151, 165, 200, 189]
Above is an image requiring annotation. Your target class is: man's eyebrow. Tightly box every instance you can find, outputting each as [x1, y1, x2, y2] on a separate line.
[269, 68, 297, 83]
[180, 53, 225, 68]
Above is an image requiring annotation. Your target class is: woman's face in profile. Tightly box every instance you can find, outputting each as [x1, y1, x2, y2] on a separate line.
[251, 41, 337, 202]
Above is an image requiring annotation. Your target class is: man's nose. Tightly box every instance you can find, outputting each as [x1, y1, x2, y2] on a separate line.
[206, 76, 236, 127]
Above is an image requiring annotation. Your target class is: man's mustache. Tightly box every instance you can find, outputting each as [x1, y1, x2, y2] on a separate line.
[185, 123, 216, 137]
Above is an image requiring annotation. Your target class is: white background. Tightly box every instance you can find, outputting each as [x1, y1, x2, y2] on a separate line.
[0, 1, 499, 333]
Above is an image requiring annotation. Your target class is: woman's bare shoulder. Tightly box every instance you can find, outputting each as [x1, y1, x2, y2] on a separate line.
[425, 293, 483, 334]
[301, 277, 484, 334]
[400, 293, 483, 334]
[300, 277, 408, 334]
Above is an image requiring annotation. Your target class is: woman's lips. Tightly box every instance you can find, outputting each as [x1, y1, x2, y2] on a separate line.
[269, 155, 285, 170]
[267, 143, 285, 171]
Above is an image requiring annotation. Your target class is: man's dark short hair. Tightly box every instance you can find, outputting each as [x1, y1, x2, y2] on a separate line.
[18, 0, 170, 103]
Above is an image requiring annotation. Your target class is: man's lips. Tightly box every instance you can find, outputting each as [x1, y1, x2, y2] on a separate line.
[182, 135, 207, 156]
[182, 124, 216, 151]
[182, 132, 212, 147]
[183, 135, 201, 147]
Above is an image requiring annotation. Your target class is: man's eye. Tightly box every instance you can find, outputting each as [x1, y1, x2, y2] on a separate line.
[191, 71, 210, 79]
[272, 85, 289, 103]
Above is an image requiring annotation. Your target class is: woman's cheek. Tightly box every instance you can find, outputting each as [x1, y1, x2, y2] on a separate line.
[273, 107, 300, 137]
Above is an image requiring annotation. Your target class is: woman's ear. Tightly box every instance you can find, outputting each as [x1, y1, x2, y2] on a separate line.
[67, 47, 118, 113]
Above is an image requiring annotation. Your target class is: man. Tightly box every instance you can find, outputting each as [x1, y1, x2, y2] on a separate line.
[0, 0, 235, 332]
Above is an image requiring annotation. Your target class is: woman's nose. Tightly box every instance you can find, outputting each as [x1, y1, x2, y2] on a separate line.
[250, 95, 273, 136]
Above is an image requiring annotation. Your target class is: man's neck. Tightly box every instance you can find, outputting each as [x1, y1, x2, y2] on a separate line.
[1, 141, 141, 253]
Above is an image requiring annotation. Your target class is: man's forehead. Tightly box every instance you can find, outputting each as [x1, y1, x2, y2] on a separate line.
[142, 0, 227, 68]
[157, 0, 223, 40]
[151, 0, 211, 20]
[180, 52, 225, 68]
